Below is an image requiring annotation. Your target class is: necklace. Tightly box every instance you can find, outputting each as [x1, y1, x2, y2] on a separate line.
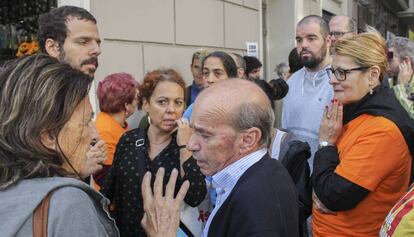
[150, 136, 171, 146]
[148, 136, 171, 160]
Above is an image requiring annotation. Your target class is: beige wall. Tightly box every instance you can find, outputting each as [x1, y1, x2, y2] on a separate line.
[81, 0, 259, 115]
[266, 0, 296, 80]
[323, 0, 343, 15]
[90, 0, 260, 86]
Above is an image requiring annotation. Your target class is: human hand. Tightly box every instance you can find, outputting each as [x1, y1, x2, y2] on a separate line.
[319, 99, 343, 144]
[398, 59, 413, 85]
[312, 190, 336, 215]
[79, 140, 107, 178]
[141, 168, 190, 237]
[175, 118, 192, 147]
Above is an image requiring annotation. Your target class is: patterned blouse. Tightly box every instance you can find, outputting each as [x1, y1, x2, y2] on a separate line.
[101, 127, 206, 237]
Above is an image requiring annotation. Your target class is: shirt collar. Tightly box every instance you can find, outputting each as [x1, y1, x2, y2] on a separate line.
[192, 81, 204, 90]
[211, 148, 267, 191]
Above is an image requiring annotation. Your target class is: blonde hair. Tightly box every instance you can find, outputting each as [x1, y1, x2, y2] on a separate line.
[333, 27, 387, 81]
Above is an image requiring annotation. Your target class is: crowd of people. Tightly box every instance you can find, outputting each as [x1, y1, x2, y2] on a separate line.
[0, 5, 414, 237]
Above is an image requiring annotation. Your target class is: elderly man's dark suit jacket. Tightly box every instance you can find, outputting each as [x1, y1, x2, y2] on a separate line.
[208, 153, 299, 237]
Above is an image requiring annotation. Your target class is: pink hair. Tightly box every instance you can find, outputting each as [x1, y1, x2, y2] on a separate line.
[97, 73, 139, 113]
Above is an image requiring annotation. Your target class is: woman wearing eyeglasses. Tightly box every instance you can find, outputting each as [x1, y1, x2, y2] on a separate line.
[311, 29, 414, 237]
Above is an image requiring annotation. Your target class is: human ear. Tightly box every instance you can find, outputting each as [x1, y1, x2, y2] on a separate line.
[239, 127, 262, 154]
[325, 34, 333, 49]
[368, 66, 381, 85]
[45, 38, 61, 58]
[142, 98, 150, 113]
[40, 130, 56, 150]
[125, 102, 132, 112]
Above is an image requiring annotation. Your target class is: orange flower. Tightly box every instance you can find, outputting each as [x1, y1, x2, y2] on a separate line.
[16, 40, 40, 58]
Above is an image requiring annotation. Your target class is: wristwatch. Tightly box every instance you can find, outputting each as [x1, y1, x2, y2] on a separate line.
[318, 141, 333, 149]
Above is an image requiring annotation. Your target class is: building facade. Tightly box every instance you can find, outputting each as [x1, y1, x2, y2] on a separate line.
[54, 0, 413, 112]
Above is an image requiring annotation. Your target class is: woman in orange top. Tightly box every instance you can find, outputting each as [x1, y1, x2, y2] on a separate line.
[311, 28, 414, 236]
[93, 73, 139, 186]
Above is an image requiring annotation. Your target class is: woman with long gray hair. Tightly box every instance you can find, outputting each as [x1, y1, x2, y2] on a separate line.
[0, 54, 119, 236]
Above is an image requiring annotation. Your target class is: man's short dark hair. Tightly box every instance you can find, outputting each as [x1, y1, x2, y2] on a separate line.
[298, 15, 330, 38]
[202, 51, 238, 78]
[243, 56, 262, 75]
[37, 6, 97, 53]
[288, 47, 303, 74]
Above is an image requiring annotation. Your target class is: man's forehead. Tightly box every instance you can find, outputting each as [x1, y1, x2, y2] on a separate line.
[64, 18, 100, 39]
[65, 17, 98, 31]
[190, 110, 215, 133]
[191, 112, 231, 136]
[296, 23, 321, 36]
[193, 97, 228, 121]
[330, 20, 348, 30]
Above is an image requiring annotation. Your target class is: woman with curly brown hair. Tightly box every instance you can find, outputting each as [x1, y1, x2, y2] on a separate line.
[101, 69, 206, 237]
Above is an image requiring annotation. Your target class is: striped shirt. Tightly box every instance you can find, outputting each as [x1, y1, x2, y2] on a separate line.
[201, 148, 267, 237]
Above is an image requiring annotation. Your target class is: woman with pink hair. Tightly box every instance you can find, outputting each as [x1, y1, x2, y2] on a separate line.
[93, 73, 140, 187]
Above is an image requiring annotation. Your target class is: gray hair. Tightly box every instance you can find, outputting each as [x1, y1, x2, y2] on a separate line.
[0, 54, 93, 189]
[231, 53, 247, 72]
[275, 62, 289, 77]
[348, 18, 357, 33]
[386, 36, 414, 66]
[231, 102, 274, 147]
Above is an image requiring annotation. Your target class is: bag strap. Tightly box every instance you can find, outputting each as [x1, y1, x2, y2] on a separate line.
[135, 128, 150, 186]
[33, 190, 54, 237]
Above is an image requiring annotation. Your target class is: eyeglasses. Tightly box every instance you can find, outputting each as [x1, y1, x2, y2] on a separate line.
[329, 31, 353, 38]
[326, 67, 369, 81]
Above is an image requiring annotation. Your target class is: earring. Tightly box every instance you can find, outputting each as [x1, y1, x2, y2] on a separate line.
[369, 87, 373, 95]
[148, 115, 151, 125]
[125, 111, 129, 116]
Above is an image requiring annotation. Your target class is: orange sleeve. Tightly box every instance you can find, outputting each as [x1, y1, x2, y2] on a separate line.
[335, 125, 407, 191]
[99, 130, 117, 166]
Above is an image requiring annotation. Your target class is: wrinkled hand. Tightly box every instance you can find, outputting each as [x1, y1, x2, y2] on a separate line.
[175, 118, 192, 147]
[141, 168, 190, 237]
[79, 140, 107, 178]
[319, 99, 343, 144]
[398, 60, 413, 85]
[312, 190, 336, 215]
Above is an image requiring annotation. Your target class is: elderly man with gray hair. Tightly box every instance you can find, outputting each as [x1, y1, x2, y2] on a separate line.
[139, 79, 299, 237]
[329, 15, 357, 46]
[386, 36, 414, 118]
[187, 79, 298, 237]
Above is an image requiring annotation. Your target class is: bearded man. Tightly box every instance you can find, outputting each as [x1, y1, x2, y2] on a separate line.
[281, 15, 334, 169]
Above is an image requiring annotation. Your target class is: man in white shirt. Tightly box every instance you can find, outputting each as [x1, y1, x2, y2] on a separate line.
[282, 15, 334, 169]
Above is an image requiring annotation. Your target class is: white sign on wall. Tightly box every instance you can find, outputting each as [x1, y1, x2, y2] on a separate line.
[246, 42, 259, 58]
